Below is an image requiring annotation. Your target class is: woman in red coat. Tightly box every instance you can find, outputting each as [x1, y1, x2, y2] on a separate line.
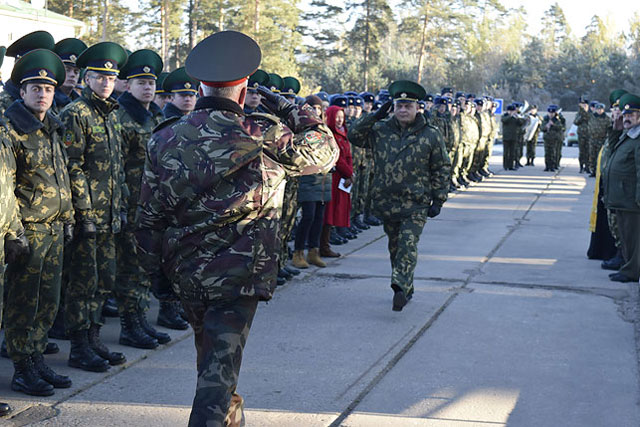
[323, 105, 353, 234]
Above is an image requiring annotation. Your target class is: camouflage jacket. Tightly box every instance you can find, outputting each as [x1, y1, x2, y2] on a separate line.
[52, 89, 80, 116]
[59, 86, 126, 233]
[348, 113, 451, 219]
[501, 114, 527, 141]
[603, 127, 640, 212]
[450, 113, 461, 151]
[460, 111, 480, 147]
[431, 111, 454, 151]
[117, 91, 164, 225]
[476, 110, 492, 142]
[0, 121, 23, 240]
[135, 97, 338, 303]
[587, 113, 610, 144]
[489, 113, 500, 143]
[573, 108, 591, 138]
[542, 114, 566, 142]
[0, 80, 21, 116]
[4, 101, 73, 230]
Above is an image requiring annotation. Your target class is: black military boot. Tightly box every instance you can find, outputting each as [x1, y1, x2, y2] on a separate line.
[157, 301, 189, 330]
[68, 329, 110, 372]
[88, 324, 126, 365]
[102, 297, 119, 318]
[391, 284, 408, 312]
[32, 353, 72, 388]
[44, 342, 59, 355]
[601, 249, 624, 271]
[48, 309, 68, 340]
[354, 214, 370, 230]
[119, 312, 159, 349]
[329, 227, 347, 245]
[0, 402, 11, 416]
[11, 357, 54, 396]
[283, 265, 300, 276]
[139, 311, 171, 344]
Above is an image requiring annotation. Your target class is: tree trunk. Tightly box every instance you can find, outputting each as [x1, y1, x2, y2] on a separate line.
[161, 0, 169, 63]
[363, 0, 370, 90]
[416, 6, 429, 84]
[218, 0, 224, 31]
[101, 0, 109, 41]
[254, 0, 260, 41]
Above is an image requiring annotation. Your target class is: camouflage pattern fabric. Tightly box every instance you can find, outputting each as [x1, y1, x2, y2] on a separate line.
[542, 114, 566, 170]
[587, 113, 611, 173]
[181, 296, 258, 427]
[458, 110, 479, 178]
[607, 209, 621, 248]
[116, 92, 165, 313]
[574, 108, 591, 169]
[470, 110, 491, 174]
[59, 86, 126, 233]
[430, 112, 453, 153]
[135, 97, 338, 304]
[5, 229, 63, 362]
[348, 113, 451, 219]
[362, 146, 374, 216]
[449, 114, 463, 180]
[383, 215, 426, 296]
[501, 114, 527, 170]
[278, 177, 299, 270]
[0, 80, 21, 116]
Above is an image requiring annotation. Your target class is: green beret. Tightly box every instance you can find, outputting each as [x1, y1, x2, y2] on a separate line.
[76, 42, 128, 75]
[10, 48, 65, 87]
[163, 67, 198, 94]
[54, 38, 87, 67]
[7, 31, 54, 58]
[282, 76, 300, 96]
[120, 49, 163, 80]
[389, 80, 426, 102]
[609, 89, 628, 108]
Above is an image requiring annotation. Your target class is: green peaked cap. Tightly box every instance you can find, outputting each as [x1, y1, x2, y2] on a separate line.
[388, 80, 426, 102]
[619, 93, 640, 114]
[248, 69, 269, 90]
[10, 48, 65, 87]
[54, 38, 87, 66]
[76, 42, 128, 75]
[155, 72, 169, 94]
[282, 76, 301, 96]
[120, 49, 163, 80]
[609, 89, 628, 107]
[267, 73, 284, 93]
[163, 67, 199, 93]
[7, 31, 55, 58]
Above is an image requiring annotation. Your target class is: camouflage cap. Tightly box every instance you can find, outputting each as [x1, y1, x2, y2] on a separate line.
[11, 48, 65, 87]
[619, 93, 640, 114]
[6, 31, 54, 58]
[120, 49, 163, 80]
[163, 67, 199, 94]
[54, 38, 87, 67]
[388, 80, 426, 103]
[185, 30, 261, 88]
[76, 42, 128, 75]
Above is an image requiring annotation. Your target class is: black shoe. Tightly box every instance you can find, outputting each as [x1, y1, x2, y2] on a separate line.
[601, 253, 624, 271]
[459, 177, 470, 187]
[157, 301, 189, 330]
[0, 402, 11, 417]
[68, 330, 110, 372]
[330, 229, 347, 245]
[449, 184, 457, 193]
[119, 313, 159, 350]
[589, 172, 596, 177]
[364, 214, 382, 226]
[11, 357, 55, 396]
[278, 268, 292, 280]
[139, 312, 171, 344]
[283, 265, 300, 276]
[276, 276, 286, 286]
[544, 167, 550, 171]
[478, 169, 490, 177]
[32, 353, 72, 388]
[89, 324, 126, 365]
[337, 227, 356, 240]
[48, 310, 68, 340]
[102, 297, 119, 318]
[44, 342, 59, 355]
[353, 215, 370, 230]
[610, 273, 635, 283]
[466, 173, 479, 183]
[391, 285, 408, 312]
[349, 224, 363, 234]
[1, 340, 7, 359]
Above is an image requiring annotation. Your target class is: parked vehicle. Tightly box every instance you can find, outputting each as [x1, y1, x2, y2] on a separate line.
[565, 124, 578, 146]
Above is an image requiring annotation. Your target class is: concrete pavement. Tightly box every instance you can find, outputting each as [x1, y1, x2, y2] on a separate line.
[1, 145, 639, 426]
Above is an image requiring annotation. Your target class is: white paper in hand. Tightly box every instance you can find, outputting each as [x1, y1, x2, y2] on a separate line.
[338, 178, 352, 194]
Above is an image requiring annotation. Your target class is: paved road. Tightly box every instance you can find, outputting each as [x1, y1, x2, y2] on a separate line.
[1, 145, 639, 427]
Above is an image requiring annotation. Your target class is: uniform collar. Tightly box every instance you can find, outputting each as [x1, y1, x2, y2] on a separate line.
[194, 96, 245, 116]
[82, 86, 119, 115]
[4, 99, 62, 135]
[627, 124, 640, 139]
[118, 90, 153, 125]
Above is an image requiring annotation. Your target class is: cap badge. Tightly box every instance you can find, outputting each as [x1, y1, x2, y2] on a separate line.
[143, 66, 151, 73]
[105, 61, 113, 69]
[625, 104, 630, 110]
[38, 69, 48, 77]
[400, 93, 407, 98]
[184, 82, 192, 89]
[70, 55, 77, 62]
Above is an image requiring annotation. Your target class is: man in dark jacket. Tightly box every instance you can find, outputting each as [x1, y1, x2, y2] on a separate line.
[501, 104, 526, 170]
[542, 105, 566, 171]
[603, 93, 640, 282]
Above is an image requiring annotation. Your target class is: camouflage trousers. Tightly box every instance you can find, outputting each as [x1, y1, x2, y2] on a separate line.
[460, 143, 476, 177]
[364, 153, 376, 216]
[607, 209, 621, 249]
[350, 145, 363, 214]
[470, 137, 488, 174]
[482, 137, 495, 171]
[544, 139, 561, 170]
[5, 226, 63, 362]
[279, 179, 299, 270]
[578, 135, 589, 169]
[502, 139, 516, 170]
[449, 143, 461, 179]
[116, 231, 151, 314]
[383, 215, 427, 297]
[352, 147, 372, 216]
[616, 211, 640, 281]
[65, 233, 117, 333]
[555, 139, 563, 168]
[515, 138, 524, 163]
[526, 138, 536, 161]
[589, 140, 604, 174]
[0, 233, 5, 330]
[182, 296, 259, 427]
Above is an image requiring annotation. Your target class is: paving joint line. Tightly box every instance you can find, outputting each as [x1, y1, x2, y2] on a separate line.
[328, 171, 558, 426]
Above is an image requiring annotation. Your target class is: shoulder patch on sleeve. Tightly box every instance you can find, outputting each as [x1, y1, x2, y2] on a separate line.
[304, 131, 323, 145]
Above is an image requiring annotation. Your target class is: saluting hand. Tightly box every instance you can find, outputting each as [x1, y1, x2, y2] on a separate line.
[257, 86, 295, 120]
[373, 100, 393, 121]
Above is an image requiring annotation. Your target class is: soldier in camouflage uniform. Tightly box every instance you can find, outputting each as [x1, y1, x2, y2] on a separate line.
[359, 92, 382, 225]
[469, 98, 491, 181]
[574, 97, 591, 173]
[502, 104, 527, 170]
[587, 103, 610, 177]
[449, 100, 463, 189]
[116, 50, 180, 348]
[541, 105, 566, 171]
[524, 105, 542, 166]
[135, 31, 338, 426]
[0, 31, 55, 115]
[0, 97, 26, 416]
[458, 99, 479, 186]
[482, 99, 500, 175]
[430, 97, 454, 191]
[59, 42, 129, 372]
[52, 38, 87, 114]
[349, 96, 372, 231]
[3, 49, 74, 396]
[348, 80, 451, 312]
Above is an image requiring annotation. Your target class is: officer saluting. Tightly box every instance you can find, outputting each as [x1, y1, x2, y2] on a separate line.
[134, 31, 338, 426]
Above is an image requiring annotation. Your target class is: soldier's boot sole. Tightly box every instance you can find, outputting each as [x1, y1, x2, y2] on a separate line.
[68, 358, 110, 373]
[119, 336, 159, 350]
[11, 381, 54, 397]
[157, 316, 189, 330]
